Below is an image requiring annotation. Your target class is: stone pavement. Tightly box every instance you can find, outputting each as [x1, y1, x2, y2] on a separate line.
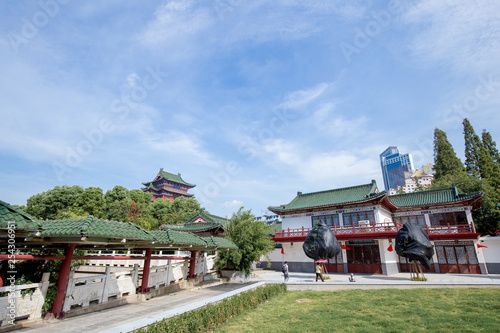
[15, 270, 500, 333]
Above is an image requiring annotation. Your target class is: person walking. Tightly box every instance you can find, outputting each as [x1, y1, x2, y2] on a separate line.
[315, 262, 324, 282]
[282, 261, 289, 281]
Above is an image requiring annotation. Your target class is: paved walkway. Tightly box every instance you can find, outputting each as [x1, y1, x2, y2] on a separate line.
[16, 271, 500, 333]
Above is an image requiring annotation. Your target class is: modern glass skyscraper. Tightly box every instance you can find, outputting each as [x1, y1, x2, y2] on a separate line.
[380, 146, 414, 191]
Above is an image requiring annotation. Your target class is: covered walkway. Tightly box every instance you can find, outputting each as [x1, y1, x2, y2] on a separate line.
[0, 200, 237, 319]
[14, 270, 500, 333]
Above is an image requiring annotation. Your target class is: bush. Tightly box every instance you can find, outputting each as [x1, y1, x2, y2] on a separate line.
[136, 283, 287, 333]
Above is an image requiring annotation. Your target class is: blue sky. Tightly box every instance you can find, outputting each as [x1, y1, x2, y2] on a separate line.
[1, 1, 500, 218]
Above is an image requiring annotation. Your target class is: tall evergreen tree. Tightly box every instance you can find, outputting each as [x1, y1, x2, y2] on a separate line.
[463, 118, 482, 178]
[482, 130, 500, 165]
[433, 128, 465, 180]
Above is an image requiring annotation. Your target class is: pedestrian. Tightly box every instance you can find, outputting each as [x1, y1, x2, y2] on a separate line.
[315, 262, 324, 282]
[349, 273, 355, 282]
[282, 261, 289, 281]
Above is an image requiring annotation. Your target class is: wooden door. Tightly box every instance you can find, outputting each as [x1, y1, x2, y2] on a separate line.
[346, 244, 382, 274]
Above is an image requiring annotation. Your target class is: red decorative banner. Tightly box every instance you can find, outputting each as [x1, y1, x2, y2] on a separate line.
[387, 244, 394, 252]
[281, 247, 285, 254]
[341, 245, 350, 250]
[477, 244, 488, 248]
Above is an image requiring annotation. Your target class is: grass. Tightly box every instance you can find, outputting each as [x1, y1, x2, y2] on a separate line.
[216, 288, 500, 333]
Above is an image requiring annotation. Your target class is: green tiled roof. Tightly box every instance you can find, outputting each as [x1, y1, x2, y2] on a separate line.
[143, 168, 195, 188]
[185, 210, 227, 227]
[169, 222, 222, 232]
[388, 186, 483, 208]
[40, 216, 155, 241]
[150, 229, 207, 247]
[268, 180, 381, 213]
[160, 210, 227, 233]
[202, 236, 238, 250]
[0, 200, 41, 231]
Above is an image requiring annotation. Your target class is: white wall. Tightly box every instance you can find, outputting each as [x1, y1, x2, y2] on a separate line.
[479, 236, 500, 274]
[282, 215, 311, 229]
[375, 208, 393, 224]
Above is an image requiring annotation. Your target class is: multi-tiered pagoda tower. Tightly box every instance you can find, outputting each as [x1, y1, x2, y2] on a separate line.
[142, 168, 195, 202]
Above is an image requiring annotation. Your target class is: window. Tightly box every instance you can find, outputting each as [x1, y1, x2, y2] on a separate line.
[397, 214, 426, 227]
[429, 211, 468, 226]
[342, 210, 374, 226]
[312, 214, 340, 227]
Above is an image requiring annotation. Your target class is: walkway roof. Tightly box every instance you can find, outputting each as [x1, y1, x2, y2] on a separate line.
[0, 201, 237, 252]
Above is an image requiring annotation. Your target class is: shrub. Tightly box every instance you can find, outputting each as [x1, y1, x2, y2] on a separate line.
[136, 283, 287, 333]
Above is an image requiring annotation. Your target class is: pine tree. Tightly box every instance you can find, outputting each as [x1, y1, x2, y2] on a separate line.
[478, 143, 500, 188]
[463, 118, 482, 178]
[433, 128, 465, 180]
[482, 130, 500, 165]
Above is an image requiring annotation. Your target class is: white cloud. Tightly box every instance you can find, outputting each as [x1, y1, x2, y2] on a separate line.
[138, 1, 369, 51]
[138, 0, 214, 47]
[223, 200, 244, 216]
[402, 1, 500, 74]
[276, 82, 331, 110]
[142, 131, 219, 168]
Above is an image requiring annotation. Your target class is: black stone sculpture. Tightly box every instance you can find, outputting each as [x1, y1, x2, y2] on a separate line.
[395, 222, 434, 270]
[303, 220, 341, 260]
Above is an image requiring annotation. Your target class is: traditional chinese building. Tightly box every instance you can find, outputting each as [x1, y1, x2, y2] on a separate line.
[142, 168, 195, 202]
[268, 180, 490, 275]
[160, 210, 228, 237]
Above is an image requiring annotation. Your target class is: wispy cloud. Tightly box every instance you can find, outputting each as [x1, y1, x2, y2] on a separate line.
[401, 0, 500, 74]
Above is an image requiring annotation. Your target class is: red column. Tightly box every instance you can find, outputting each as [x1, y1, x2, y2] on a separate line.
[189, 251, 198, 278]
[0, 266, 6, 287]
[51, 244, 76, 318]
[139, 249, 152, 293]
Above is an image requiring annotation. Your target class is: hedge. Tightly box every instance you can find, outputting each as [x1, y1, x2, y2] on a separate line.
[136, 283, 287, 333]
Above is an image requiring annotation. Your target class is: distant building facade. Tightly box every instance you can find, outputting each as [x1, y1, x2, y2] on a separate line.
[380, 146, 414, 192]
[142, 168, 195, 202]
[388, 164, 435, 195]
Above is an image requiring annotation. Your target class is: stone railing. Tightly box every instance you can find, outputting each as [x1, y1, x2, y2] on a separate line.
[0, 272, 50, 327]
[63, 255, 216, 312]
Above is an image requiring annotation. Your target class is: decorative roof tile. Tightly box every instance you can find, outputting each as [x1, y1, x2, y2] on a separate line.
[268, 180, 381, 213]
[150, 229, 207, 246]
[388, 186, 482, 208]
[202, 236, 238, 250]
[0, 200, 41, 231]
[40, 216, 155, 241]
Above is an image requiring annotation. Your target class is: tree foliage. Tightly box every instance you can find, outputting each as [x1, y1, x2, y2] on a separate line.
[431, 122, 500, 235]
[433, 128, 465, 180]
[25, 185, 202, 230]
[463, 118, 482, 178]
[215, 208, 275, 275]
[482, 130, 500, 165]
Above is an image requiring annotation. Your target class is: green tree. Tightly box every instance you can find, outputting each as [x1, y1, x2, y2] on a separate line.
[430, 124, 500, 235]
[74, 187, 104, 217]
[463, 118, 482, 178]
[215, 208, 274, 275]
[482, 130, 500, 165]
[129, 189, 152, 206]
[104, 185, 129, 204]
[149, 198, 173, 224]
[165, 196, 201, 225]
[26, 185, 84, 220]
[433, 128, 466, 180]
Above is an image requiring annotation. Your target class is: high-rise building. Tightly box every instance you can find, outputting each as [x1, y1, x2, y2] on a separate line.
[380, 146, 414, 192]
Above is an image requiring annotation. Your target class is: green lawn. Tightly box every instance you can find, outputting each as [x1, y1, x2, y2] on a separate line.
[216, 288, 500, 333]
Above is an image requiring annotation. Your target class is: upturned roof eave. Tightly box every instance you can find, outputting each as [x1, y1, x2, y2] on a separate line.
[269, 193, 387, 215]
